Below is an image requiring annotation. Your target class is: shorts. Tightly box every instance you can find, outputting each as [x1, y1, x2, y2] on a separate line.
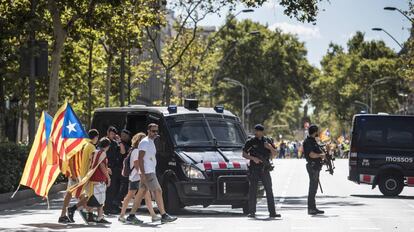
[67, 178, 79, 191]
[139, 173, 161, 191]
[87, 182, 106, 207]
[129, 181, 140, 191]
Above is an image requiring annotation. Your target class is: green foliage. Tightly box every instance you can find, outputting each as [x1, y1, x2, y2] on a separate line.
[212, 19, 314, 130]
[0, 143, 29, 193]
[310, 31, 403, 126]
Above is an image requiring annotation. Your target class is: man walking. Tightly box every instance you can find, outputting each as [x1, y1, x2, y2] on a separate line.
[126, 123, 177, 224]
[303, 124, 326, 215]
[243, 124, 281, 218]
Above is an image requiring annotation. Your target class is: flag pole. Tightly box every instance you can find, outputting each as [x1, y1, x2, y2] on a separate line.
[10, 185, 21, 199]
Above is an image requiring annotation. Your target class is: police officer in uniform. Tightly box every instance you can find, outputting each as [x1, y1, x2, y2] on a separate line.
[243, 124, 281, 218]
[303, 124, 326, 215]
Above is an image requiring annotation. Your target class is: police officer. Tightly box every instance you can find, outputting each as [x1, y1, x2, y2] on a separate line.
[303, 124, 326, 215]
[104, 126, 123, 215]
[243, 124, 281, 218]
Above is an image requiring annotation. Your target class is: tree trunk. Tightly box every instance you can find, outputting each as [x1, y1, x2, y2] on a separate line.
[105, 50, 113, 107]
[87, 40, 93, 128]
[47, 0, 67, 115]
[120, 49, 125, 106]
[0, 75, 5, 141]
[164, 69, 172, 106]
[127, 48, 131, 105]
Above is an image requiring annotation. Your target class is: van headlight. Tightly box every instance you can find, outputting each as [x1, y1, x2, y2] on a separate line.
[181, 164, 205, 179]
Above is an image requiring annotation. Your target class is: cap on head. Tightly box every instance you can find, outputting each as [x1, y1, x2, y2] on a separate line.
[254, 124, 265, 131]
[308, 124, 319, 135]
[121, 129, 131, 136]
[107, 126, 118, 134]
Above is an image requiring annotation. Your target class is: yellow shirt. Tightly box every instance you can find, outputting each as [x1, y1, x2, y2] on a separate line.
[80, 142, 96, 179]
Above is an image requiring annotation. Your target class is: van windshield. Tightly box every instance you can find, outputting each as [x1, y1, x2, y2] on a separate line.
[166, 116, 245, 147]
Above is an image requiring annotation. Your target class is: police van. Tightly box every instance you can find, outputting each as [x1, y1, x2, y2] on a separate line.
[348, 114, 414, 196]
[91, 99, 263, 213]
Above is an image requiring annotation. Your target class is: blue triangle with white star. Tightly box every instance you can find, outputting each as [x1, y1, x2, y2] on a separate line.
[62, 103, 88, 139]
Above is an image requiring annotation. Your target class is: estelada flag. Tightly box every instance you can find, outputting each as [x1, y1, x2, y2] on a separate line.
[18, 112, 60, 197]
[47, 102, 89, 166]
[319, 128, 331, 143]
[69, 149, 107, 198]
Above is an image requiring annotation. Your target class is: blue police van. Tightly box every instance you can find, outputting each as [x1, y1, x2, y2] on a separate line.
[348, 114, 414, 196]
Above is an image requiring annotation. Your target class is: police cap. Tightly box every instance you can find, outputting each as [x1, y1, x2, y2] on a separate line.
[254, 124, 265, 131]
[308, 124, 319, 135]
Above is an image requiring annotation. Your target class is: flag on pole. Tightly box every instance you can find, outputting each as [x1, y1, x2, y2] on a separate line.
[319, 128, 331, 143]
[18, 112, 60, 197]
[47, 102, 89, 166]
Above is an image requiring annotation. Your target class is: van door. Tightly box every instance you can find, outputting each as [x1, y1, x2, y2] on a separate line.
[91, 112, 127, 138]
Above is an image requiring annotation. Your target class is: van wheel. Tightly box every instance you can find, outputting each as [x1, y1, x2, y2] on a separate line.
[165, 181, 181, 213]
[378, 174, 404, 197]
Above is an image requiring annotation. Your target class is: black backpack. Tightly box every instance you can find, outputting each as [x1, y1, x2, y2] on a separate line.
[121, 148, 135, 177]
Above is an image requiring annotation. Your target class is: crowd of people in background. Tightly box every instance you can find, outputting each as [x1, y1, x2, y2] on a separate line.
[275, 139, 350, 159]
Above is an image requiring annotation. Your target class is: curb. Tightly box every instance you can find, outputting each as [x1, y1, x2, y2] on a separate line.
[0, 183, 67, 210]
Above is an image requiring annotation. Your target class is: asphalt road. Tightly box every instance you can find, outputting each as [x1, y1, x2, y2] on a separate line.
[1, 159, 414, 232]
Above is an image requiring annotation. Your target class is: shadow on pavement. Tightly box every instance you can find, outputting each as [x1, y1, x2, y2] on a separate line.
[351, 194, 414, 199]
[277, 195, 365, 210]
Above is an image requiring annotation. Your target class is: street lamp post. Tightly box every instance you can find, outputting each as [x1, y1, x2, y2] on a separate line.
[223, 77, 248, 129]
[354, 100, 370, 113]
[384, 7, 414, 23]
[369, 76, 393, 113]
[372, 27, 403, 49]
[244, 101, 262, 132]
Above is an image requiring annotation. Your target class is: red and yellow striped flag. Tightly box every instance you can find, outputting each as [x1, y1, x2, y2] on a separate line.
[19, 112, 60, 197]
[47, 102, 89, 166]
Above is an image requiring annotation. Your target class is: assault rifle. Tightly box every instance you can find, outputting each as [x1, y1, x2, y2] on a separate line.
[319, 143, 335, 175]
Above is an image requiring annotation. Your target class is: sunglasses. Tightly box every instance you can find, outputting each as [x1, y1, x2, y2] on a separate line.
[150, 130, 159, 133]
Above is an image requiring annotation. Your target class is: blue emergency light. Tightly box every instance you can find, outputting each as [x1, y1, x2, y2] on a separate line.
[214, 105, 224, 113]
[168, 105, 177, 114]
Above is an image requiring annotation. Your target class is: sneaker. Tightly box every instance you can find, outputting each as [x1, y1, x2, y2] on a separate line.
[87, 213, 97, 224]
[161, 213, 177, 223]
[118, 216, 126, 223]
[315, 209, 325, 214]
[67, 206, 76, 222]
[58, 216, 72, 224]
[247, 213, 256, 218]
[79, 210, 88, 224]
[151, 215, 162, 222]
[126, 215, 143, 225]
[96, 218, 112, 224]
[270, 213, 281, 218]
[308, 209, 318, 215]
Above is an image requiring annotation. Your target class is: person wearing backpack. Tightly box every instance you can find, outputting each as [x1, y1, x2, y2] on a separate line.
[118, 132, 160, 224]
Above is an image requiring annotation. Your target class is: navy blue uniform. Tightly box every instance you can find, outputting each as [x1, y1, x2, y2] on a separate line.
[303, 136, 323, 210]
[243, 136, 276, 216]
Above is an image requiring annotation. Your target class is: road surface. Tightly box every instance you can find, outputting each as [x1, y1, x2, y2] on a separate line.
[1, 159, 413, 232]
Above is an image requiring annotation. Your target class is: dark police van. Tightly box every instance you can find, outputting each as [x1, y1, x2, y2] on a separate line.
[91, 99, 263, 213]
[348, 114, 414, 196]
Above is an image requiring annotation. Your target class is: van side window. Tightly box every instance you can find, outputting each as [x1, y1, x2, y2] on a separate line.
[364, 129, 383, 145]
[92, 113, 126, 137]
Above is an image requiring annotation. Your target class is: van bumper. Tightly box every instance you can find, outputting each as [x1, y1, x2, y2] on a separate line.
[174, 175, 264, 206]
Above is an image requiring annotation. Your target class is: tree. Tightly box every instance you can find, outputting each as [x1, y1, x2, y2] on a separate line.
[212, 19, 314, 130]
[310, 32, 402, 125]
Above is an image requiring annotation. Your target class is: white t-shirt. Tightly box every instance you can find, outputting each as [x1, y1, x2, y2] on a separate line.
[137, 136, 157, 174]
[129, 148, 140, 182]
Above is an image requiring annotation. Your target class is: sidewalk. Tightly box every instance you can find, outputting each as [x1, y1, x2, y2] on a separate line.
[0, 183, 67, 211]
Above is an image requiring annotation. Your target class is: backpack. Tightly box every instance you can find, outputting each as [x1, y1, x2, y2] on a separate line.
[121, 148, 135, 177]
